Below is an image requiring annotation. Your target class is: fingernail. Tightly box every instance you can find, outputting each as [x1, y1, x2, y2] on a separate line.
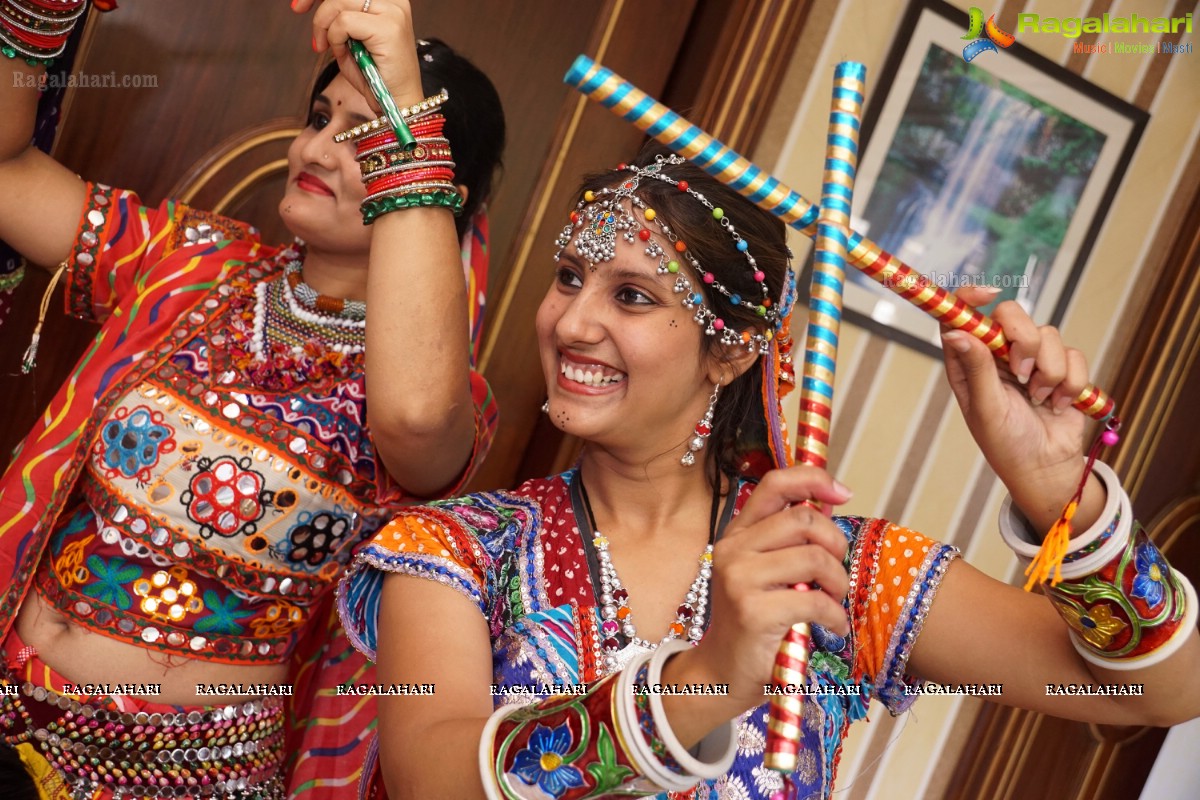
[290, 0, 298, 9]
[832, 480, 853, 499]
[312, 36, 318, 52]
[941, 331, 970, 353]
[979, 286, 1002, 294]
[1017, 358, 1035, 385]
[1030, 386, 1052, 406]
[1053, 395, 1073, 414]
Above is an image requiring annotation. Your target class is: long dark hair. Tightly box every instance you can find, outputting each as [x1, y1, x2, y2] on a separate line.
[572, 143, 790, 482]
[310, 38, 506, 238]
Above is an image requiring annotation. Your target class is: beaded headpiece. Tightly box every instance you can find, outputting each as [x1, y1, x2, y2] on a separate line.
[554, 154, 799, 477]
[555, 154, 791, 354]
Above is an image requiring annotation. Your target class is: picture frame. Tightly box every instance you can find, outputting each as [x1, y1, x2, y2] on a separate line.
[841, 0, 1147, 356]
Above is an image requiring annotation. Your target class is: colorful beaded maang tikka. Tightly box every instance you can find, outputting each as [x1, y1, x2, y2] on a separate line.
[555, 154, 783, 354]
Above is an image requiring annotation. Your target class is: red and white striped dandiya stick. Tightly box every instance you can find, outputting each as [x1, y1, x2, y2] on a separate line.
[762, 62, 867, 791]
[563, 55, 1117, 422]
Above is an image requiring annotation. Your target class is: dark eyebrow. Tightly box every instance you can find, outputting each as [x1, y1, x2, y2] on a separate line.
[312, 93, 372, 126]
[557, 250, 586, 268]
[608, 266, 672, 285]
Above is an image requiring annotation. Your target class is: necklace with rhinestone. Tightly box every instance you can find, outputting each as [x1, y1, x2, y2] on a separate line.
[579, 473, 718, 675]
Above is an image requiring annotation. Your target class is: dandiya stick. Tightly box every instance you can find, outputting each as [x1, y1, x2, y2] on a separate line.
[348, 39, 416, 150]
[762, 62, 866, 788]
[563, 55, 1117, 422]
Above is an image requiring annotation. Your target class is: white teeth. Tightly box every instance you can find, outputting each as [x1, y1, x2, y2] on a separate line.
[560, 360, 626, 386]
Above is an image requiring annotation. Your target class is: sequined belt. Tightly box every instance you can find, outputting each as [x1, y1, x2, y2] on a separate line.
[0, 678, 286, 799]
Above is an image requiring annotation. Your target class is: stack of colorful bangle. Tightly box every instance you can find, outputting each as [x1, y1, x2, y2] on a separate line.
[0, 0, 86, 65]
[336, 88, 464, 224]
[1000, 461, 1197, 670]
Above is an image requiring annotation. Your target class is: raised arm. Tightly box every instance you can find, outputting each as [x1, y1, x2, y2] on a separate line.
[301, 0, 484, 496]
[910, 555, 1200, 725]
[907, 286, 1200, 724]
[1, 58, 86, 268]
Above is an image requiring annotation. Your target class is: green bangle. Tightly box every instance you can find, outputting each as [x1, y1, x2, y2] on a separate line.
[1, 44, 56, 68]
[0, 264, 26, 293]
[360, 190, 464, 225]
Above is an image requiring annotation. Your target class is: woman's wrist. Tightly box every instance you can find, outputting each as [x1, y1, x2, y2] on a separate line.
[658, 645, 754, 750]
[1000, 462, 1195, 669]
[1011, 469, 1107, 536]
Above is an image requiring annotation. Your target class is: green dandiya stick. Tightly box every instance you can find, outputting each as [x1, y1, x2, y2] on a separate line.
[348, 39, 415, 151]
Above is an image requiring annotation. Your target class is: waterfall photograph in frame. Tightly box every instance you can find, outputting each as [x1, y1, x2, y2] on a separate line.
[842, 0, 1146, 357]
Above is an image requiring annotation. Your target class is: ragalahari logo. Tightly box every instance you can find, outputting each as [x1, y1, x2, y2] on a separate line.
[962, 8, 1016, 61]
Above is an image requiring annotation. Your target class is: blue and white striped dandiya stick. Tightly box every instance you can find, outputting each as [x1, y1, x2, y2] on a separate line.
[562, 54, 1118, 423]
[564, 55, 822, 234]
[797, 61, 863, 470]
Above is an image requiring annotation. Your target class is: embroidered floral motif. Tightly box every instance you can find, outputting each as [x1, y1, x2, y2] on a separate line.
[450, 502, 501, 531]
[132, 568, 203, 624]
[180, 456, 268, 539]
[1054, 599, 1128, 649]
[511, 722, 586, 798]
[810, 650, 850, 682]
[195, 590, 255, 635]
[810, 623, 847, 655]
[736, 713, 766, 757]
[715, 773, 753, 800]
[81, 555, 142, 610]
[96, 406, 176, 482]
[283, 511, 352, 568]
[1132, 542, 1170, 609]
[751, 763, 784, 796]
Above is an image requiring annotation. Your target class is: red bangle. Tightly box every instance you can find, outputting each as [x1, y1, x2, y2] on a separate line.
[355, 120, 444, 154]
[0, 0, 86, 60]
[364, 168, 455, 196]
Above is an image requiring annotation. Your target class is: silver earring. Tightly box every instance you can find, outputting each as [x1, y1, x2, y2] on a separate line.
[681, 384, 720, 467]
[541, 400, 550, 414]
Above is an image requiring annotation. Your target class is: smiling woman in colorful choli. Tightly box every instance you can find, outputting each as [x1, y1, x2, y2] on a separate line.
[339, 147, 1200, 800]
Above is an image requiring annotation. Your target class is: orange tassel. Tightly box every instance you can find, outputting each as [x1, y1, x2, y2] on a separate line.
[1023, 419, 1122, 591]
[1023, 500, 1077, 590]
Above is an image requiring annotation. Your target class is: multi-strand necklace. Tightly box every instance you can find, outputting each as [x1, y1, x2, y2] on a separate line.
[578, 474, 719, 675]
[283, 258, 367, 322]
[224, 247, 367, 392]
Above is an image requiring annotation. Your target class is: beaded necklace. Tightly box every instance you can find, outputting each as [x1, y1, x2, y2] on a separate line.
[578, 473, 719, 675]
[284, 258, 367, 322]
[222, 248, 366, 392]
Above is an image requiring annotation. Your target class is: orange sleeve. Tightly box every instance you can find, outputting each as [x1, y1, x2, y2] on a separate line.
[845, 517, 960, 713]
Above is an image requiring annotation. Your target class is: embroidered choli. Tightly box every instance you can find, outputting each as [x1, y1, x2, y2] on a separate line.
[339, 471, 960, 799]
[9, 182, 496, 668]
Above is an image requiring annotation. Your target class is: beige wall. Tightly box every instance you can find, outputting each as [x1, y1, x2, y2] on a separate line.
[755, 0, 1199, 796]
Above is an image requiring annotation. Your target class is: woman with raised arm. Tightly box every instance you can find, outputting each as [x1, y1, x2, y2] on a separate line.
[0, 1, 504, 797]
[340, 146, 1200, 799]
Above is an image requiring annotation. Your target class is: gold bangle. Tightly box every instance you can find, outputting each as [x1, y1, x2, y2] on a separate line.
[334, 88, 450, 143]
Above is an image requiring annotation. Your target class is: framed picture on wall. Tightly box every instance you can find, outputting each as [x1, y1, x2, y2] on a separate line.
[843, 0, 1147, 356]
